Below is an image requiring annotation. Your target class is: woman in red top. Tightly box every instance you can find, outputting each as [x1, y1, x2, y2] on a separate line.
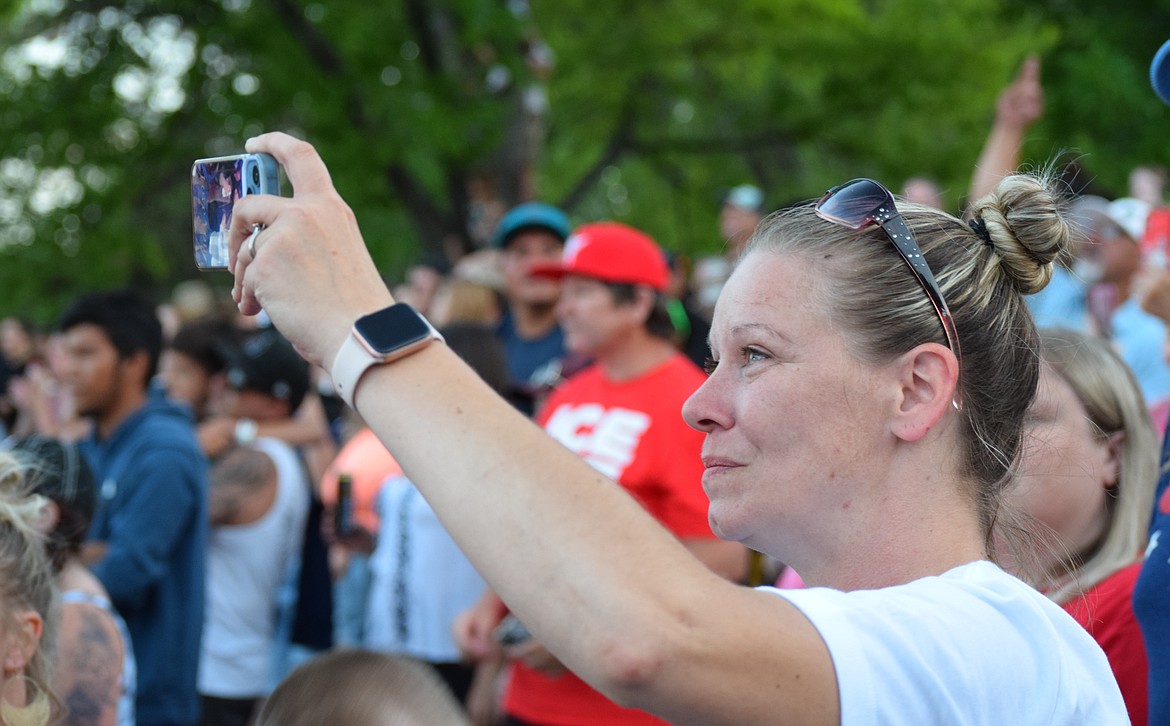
[1007, 327, 1157, 725]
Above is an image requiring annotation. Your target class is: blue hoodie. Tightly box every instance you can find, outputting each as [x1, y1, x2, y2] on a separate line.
[81, 396, 208, 726]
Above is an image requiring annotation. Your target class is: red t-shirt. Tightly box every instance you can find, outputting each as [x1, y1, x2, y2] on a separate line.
[1140, 206, 1170, 261]
[1062, 561, 1149, 726]
[504, 354, 712, 725]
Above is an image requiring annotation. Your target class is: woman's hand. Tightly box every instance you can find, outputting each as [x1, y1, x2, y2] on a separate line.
[228, 132, 394, 369]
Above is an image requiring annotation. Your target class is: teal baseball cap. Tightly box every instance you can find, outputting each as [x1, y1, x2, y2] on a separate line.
[491, 202, 571, 249]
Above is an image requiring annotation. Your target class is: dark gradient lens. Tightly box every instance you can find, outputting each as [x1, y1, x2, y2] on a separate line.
[814, 179, 889, 230]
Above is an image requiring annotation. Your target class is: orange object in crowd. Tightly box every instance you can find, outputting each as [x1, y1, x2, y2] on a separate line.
[319, 427, 402, 534]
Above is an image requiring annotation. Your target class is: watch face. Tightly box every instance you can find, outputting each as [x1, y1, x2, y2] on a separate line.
[354, 303, 433, 355]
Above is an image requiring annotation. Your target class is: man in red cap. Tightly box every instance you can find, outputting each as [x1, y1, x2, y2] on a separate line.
[456, 222, 747, 726]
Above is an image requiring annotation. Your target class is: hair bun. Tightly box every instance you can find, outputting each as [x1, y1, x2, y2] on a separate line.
[968, 172, 1071, 295]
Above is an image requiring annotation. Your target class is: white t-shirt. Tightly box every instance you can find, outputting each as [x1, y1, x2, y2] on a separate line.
[762, 561, 1129, 725]
[364, 475, 486, 663]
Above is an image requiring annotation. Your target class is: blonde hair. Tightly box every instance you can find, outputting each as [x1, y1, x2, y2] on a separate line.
[255, 650, 470, 726]
[436, 278, 501, 326]
[747, 171, 1072, 554]
[0, 451, 58, 698]
[430, 275, 503, 327]
[1033, 328, 1158, 602]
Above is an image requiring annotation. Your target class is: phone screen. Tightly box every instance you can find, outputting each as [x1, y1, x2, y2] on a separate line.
[192, 153, 279, 270]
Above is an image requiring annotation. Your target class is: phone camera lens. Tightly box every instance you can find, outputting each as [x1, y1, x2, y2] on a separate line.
[251, 166, 261, 185]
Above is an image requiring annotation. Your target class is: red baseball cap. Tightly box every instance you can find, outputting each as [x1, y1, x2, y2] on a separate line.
[529, 222, 669, 291]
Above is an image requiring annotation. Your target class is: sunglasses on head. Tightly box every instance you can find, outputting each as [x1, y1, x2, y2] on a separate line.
[814, 178, 963, 405]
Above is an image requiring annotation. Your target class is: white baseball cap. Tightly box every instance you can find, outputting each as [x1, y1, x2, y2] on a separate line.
[1105, 197, 1152, 243]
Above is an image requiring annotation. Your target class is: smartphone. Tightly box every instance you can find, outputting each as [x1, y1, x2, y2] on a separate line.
[191, 153, 280, 270]
[492, 614, 533, 647]
[334, 472, 355, 537]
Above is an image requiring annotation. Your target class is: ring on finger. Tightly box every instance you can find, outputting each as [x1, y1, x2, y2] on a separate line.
[246, 223, 264, 259]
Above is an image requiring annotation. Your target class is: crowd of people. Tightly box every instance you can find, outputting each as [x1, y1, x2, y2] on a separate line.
[0, 49, 1170, 726]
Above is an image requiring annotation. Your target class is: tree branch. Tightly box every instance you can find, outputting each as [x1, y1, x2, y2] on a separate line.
[629, 128, 796, 155]
[386, 163, 454, 261]
[267, 0, 346, 76]
[267, 0, 466, 262]
[558, 93, 638, 212]
[266, 0, 370, 129]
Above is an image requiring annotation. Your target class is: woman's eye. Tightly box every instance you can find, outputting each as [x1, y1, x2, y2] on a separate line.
[705, 347, 769, 375]
[743, 346, 767, 364]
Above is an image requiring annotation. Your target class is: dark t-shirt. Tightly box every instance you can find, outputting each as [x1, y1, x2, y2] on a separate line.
[1134, 415, 1170, 725]
[495, 310, 567, 417]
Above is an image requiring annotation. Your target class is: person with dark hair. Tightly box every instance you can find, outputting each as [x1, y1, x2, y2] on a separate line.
[0, 317, 41, 435]
[160, 314, 243, 424]
[0, 318, 38, 376]
[490, 202, 573, 416]
[456, 222, 747, 724]
[6, 435, 136, 726]
[662, 251, 712, 371]
[228, 133, 1126, 724]
[197, 328, 311, 726]
[56, 289, 207, 726]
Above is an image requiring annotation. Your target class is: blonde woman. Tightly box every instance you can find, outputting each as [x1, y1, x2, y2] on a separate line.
[228, 133, 1127, 724]
[7, 436, 135, 726]
[0, 451, 56, 726]
[1007, 327, 1156, 725]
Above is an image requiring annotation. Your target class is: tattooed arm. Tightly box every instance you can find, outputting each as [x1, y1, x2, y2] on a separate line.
[210, 446, 278, 526]
[54, 600, 125, 726]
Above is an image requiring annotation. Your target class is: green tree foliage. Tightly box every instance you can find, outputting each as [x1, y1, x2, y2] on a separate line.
[0, 0, 541, 320]
[0, 0, 1164, 323]
[536, 0, 1050, 250]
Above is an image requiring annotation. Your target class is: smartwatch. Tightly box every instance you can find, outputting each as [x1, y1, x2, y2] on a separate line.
[233, 418, 259, 447]
[330, 302, 444, 408]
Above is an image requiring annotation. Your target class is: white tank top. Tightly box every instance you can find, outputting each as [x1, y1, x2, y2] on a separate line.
[197, 437, 310, 697]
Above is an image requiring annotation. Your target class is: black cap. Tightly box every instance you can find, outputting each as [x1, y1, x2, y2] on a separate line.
[222, 328, 310, 411]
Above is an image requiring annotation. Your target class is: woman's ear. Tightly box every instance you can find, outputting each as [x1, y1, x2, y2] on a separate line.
[1103, 430, 1125, 490]
[889, 343, 959, 443]
[35, 500, 59, 536]
[2, 610, 42, 675]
